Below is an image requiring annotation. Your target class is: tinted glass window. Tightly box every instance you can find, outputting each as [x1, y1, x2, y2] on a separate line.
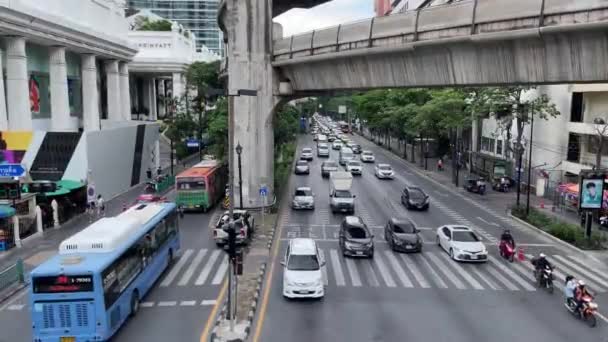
[297, 161, 308, 166]
[302, 148, 312, 153]
[324, 162, 338, 168]
[452, 231, 479, 242]
[393, 222, 415, 234]
[295, 190, 312, 196]
[409, 189, 425, 199]
[348, 161, 361, 166]
[346, 227, 369, 239]
[177, 178, 205, 190]
[287, 255, 320, 271]
[379, 165, 391, 170]
[334, 190, 352, 198]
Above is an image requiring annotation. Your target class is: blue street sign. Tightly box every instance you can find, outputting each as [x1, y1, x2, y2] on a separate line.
[259, 186, 268, 197]
[186, 139, 199, 148]
[0, 164, 25, 178]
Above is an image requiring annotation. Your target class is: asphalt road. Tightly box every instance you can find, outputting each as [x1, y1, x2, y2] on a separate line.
[0, 190, 222, 342]
[254, 133, 608, 342]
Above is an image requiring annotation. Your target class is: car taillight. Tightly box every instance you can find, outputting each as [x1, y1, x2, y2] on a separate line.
[240, 228, 245, 236]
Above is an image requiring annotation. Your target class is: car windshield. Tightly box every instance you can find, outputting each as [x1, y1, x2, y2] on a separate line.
[177, 178, 206, 190]
[287, 254, 320, 271]
[334, 190, 352, 198]
[302, 148, 312, 153]
[318, 143, 328, 148]
[363, 152, 372, 156]
[409, 189, 425, 200]
[342, 153, 353, 159]
[297, 161, 308, 166]
[295, 190, 312, 197]
[452, 231, 479, 242]
[393, 222, 415, 234]
[379, 165, 392, 171]
[346, 226, 369, 239]
[348, 161, 361, 166]
[353, 145, 361, 149]
[324, 162, 338, 168]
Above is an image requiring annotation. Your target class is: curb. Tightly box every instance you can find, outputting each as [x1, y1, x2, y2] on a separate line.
[508, 212, 605, 264]
[0, 283, 28, 304]
[209, 262, 267, 342]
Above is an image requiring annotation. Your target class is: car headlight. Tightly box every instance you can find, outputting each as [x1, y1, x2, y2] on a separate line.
[345, 242, 356, 249]
[393, 238, 403, 245]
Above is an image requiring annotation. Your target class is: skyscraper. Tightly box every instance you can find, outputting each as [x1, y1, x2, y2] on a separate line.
[126, 0, 223, 56]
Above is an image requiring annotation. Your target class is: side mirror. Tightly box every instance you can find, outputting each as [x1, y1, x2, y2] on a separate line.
[353, 195, 357, 198]
[320, 261, 326, 267]
[280, 261, 286, 267]
[371, 234, 375, 238]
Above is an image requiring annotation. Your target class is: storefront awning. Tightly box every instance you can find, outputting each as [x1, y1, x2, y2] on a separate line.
[43, 179, 85, 197]
[0, 205, 16, 219]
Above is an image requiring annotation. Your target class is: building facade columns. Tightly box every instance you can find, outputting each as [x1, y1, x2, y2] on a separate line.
[81, 54, 100, 131]
[119, 62, 131, 121]
[172, 72, 184, 99]
[49, 46, 72, 131]
[0, 50, 8, 130]
[105, 60, 121, 121]
[5, 36, 32, 131]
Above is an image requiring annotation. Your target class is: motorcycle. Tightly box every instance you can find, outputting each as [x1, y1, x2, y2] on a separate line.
[499, 241, 515, 262]
[600, 216, 608, 229]
[565, 295, 598, 327]
[533, 265, 554, 293]
[464, 177, 486, 195]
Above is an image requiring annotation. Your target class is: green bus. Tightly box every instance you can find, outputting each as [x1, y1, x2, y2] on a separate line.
[175, 160, 228, 212]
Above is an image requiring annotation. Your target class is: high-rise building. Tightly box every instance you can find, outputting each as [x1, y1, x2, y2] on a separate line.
[126, 0, 223, 56]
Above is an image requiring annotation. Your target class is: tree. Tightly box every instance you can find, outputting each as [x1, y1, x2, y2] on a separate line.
[593, 118, 608, 168]
[205, 98, 228, 160]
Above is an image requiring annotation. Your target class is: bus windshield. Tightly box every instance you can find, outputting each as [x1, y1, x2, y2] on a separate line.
[177, 178, 206, 190]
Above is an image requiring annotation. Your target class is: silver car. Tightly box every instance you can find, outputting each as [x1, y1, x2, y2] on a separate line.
[292, 187, 315, 210]
[295, 160, 310, 175]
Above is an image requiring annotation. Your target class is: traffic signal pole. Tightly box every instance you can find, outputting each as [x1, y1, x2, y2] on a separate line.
[227, 95, 236, 332]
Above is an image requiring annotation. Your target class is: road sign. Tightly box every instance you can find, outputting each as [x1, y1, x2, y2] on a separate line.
[0, 164, 25, 178]
[186, 139, 199, 148]
[259, 186, 268, 197]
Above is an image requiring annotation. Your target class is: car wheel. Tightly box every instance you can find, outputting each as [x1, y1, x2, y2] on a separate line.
[369, 248, 374, 258]
[436, 235, 441, 247]
[449, 248, 455, 260]
[130, 290, 140, 317]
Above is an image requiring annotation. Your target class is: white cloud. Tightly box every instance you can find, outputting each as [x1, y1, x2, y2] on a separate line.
[274, 0, 374, 37]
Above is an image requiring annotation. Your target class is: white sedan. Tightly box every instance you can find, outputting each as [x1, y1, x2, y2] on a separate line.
[374, 164, 394, 179]
[436, 225, 488, 262]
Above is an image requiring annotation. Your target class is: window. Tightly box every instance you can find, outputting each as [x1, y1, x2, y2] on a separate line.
[497, 140, 503, 155]
[489, 138, 496, 154]
[346, 227, 369, 239]
[287, 255, 319, 271]
[452, 231, 480, 242]
[392, 222, 415, 234]
[441, 227, 451, 237]
[295, 189, 312, 197]
[571, 92, 584, 122]
[177, 178, 205, 190]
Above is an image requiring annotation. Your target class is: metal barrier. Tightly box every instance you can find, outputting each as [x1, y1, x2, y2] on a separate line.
[0, 259, 25, 294]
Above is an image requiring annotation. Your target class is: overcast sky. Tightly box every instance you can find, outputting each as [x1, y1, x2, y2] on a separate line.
[274, 0, 374, 37]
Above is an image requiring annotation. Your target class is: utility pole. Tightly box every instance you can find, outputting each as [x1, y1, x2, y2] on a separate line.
[226, 94, 236, 332]
[526, 114, 534, 215]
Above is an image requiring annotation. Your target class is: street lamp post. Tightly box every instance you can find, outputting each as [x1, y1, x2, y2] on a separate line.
[526, 114, 535, 215]
[236, 142, 243, 209]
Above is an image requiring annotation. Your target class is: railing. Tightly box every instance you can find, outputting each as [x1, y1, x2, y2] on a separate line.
[0, 259, 25, 295]
[273, 0, 608, 62]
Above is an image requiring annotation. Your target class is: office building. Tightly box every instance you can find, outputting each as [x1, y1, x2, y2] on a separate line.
[126, 0, 223, 56]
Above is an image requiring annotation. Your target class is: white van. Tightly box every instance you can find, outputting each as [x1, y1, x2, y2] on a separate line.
[339, 147, 354, 165]
[282, 238, 325, 299]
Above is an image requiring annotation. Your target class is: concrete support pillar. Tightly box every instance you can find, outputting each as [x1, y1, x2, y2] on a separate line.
[35, 205, 43, 234]
[172, 72, 183, 99]
[119, 62, 131, 121]
[81, 54, 100, 131]
[105, 60, 121, 121]
[13, 215, 21, 248]
[49, 46, 72, 131]
[224, 0, 280, 206]
[5, 36, 32, 131]
[157, 79, 166, 118]
[471, 113, 479, 152]
[141, 77, 150, 120]
[0, 50, 8, 130]
[150, 78, 158, 120]
[155, 140, 161, 170]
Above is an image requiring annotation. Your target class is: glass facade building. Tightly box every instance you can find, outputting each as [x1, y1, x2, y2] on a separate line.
[127, 0, 223, 56]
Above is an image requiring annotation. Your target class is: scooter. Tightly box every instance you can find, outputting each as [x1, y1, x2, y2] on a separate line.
[565, 295, 598, 327]
[499, 241, 515, 262]
[533, 265, 554, 294]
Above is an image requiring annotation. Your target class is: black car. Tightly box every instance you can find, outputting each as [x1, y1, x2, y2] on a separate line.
[321, 161, 339, 178]
[401, 186, 430, 210]
[339, 216, 374, 258]
[351, 144, 362, 154]
[384, 218, 422, 252]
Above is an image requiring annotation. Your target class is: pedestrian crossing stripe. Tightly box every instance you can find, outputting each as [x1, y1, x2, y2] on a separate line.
[0, 299, 218, 312]
[158, 248, 228, 288]
[431, 199, 499, 244]
[312, 248, 608, 293]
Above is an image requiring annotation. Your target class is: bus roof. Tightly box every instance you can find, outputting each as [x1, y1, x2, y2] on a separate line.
[31, 202, 176, 276]
[176, 160, 220, 178]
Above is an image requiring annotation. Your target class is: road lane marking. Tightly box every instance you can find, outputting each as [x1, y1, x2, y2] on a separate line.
[400, 254, 430, 288]
[158, 301, 177, 307]
[415, 254, 447, 289]
[487, 262, 521, 291]
[140, 302, 155, 308]
[0, 286, 28, 311]
[160, 249, 194, 287]
[425, 252, 466, 290]
[318, 248, 329, 286]
[201, 300, 217, 306]
[364, 259, 380, 287]
[180, 300, 197, 306]
[329, 249, 346, 286]
[195, 249, 221, 285]
[468, 266, 500, 290]
[476, 217, 500, 227]
[344, 258, 362, 287]
[211, 255, 229, 285]
[553, 255, 608, 288]
[200, 280, 228, 342]
[488, 256, 535, 291]
[374, 252, 396, 287]
[567, 255, 608, 278]
[384, 251, 413, 287]
[438, 252, 484, 290]
[549, 255, 605, 291]
[7, 304, 24, 311]
[178, 249, 208, 286]
[595, 311, 608, 324]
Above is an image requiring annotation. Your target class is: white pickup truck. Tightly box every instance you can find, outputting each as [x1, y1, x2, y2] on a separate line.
[213, 210, 254, 247]
[329, 171, 355, 214]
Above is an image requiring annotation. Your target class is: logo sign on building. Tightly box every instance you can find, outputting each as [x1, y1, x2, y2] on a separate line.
[87, 183, 96, 204]
[186, 139, 199, 148]
[0, 164, 25, 178]
[338, 105, 347, 114]
[579, 173, 605, 210]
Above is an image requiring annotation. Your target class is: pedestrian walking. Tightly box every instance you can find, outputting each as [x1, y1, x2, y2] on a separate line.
[437, 158, 443, 171]
[96, 195, 105, 218]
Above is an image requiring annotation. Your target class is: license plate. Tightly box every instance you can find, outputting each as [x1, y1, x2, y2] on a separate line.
[341, 209, 348, 212]
[471, 255, 478, 260]
[188, 205, 194, 208]
[405, 245, 412, 249]
[356, 251, 363, 255]
[61, 338, 75, 342]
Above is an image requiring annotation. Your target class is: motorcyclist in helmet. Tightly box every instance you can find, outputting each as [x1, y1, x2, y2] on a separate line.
[500, 229, 515, 247]
[574, 280, 593, 316]
[531, 253, 553, 282]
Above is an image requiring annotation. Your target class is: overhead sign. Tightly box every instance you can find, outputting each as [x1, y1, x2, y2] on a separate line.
[87, 183, 96, 204]
[0, 164, 25, 178]
[259, 185, 268, 197]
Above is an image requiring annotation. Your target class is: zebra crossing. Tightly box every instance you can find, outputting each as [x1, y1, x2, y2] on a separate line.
[314, 247, 608, 292]
[432, 198, 499, 244]
[282, 206, 383, 227]
[159, 248, 228, 287]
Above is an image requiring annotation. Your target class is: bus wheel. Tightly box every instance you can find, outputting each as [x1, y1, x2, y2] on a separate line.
[130, 291, 140, 317]
[168, 249, 174, 267]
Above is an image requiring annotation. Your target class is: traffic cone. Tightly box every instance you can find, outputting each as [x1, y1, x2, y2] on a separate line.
[517, 247, 525, 262]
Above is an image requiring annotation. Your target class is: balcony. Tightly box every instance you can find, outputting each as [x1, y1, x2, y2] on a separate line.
[562, 160, 593, 175]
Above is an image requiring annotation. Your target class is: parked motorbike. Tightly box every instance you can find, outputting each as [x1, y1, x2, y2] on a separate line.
[499, 241, 515, 262]
[600, 216, 608, 229]
[565, 295, 598, 327]
[533, 265, 554, 293]
[464, 177, 486, 195]
[492, 177, 511, 193]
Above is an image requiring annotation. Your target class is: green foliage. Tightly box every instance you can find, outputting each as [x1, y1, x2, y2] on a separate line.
[273, 105, 300, 197]
[137, 18, 172, 32]
[185, 61, 222, 94]
[206, 98, 228, 160]
[274, 105, 299, 147]
[512, 206, 606, 250]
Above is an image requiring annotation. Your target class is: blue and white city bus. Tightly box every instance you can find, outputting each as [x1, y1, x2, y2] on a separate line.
[30, 202, 180, 342]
